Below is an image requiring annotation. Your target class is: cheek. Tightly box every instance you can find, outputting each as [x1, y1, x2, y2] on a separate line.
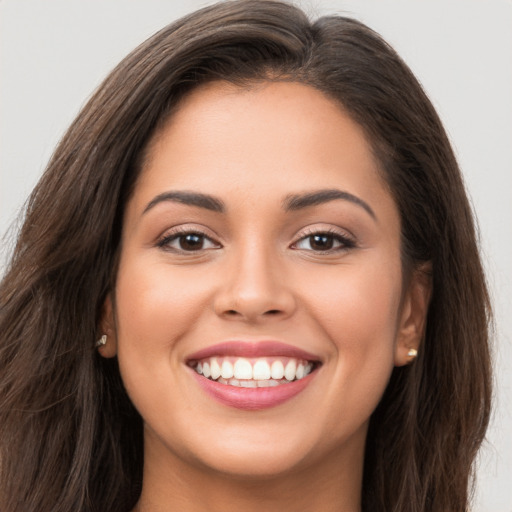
[114, 257, 214, 345]
[296, 258, 402, 428]
[302, 258, 403, 346]
[112, 257, 215, 397]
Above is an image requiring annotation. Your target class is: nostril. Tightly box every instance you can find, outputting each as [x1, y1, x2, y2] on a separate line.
[265, 310, 281, 315]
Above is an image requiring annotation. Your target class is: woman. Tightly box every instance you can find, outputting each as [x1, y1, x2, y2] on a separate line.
[0, 1, 492, 511]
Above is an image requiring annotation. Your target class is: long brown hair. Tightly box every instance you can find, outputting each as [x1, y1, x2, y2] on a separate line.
[0, 1, 492, 511]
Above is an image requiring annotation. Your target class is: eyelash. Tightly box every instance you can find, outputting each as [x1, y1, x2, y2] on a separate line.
[291, 228, 356, 254]
[156, 227, 220, 253]
[156, 227, 356, 254]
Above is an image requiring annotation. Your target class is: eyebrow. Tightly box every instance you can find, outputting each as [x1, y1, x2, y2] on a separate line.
[142, 188, 376, 220]
[143, 191, 225, 214]
[283, 188, 376, 220]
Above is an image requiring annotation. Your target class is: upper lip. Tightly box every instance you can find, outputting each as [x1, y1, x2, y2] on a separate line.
[186, 340, 321, 362]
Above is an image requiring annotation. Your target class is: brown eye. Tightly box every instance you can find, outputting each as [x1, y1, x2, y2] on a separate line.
[179, 233, 205, 251]
[308, 234, 334, 251]
[158, 231, 220, 252]
[293, 231, 355, 253]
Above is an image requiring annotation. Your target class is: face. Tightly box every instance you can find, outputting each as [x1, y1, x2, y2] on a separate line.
[101, 81, 428, 480]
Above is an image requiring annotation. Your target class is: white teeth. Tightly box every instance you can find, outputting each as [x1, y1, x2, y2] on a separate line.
[253, 360, 271, 380]
[210, 358, 221, 380]
[192, 356, 316, 387]
[221, 360, 234, 379]
[271, 360, 285, 380]
[240, 380, 257, 388]
[284, 360, 297, 381]
[234, 358, 253, 380]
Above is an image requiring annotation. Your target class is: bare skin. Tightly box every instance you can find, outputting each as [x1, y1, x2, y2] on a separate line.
[100, 81, 430, 512]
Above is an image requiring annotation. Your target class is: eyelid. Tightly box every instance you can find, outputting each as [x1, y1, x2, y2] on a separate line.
[291, 226, 357, 252]
[155, 224, 356, 254]
[156, 225, 222, 251]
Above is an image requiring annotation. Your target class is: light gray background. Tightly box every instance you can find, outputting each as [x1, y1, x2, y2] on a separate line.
[1, 1, 511, 509]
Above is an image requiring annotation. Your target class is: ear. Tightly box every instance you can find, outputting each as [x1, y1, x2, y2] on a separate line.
[97, 294, 118, 358]
[394, 263, 432, 366]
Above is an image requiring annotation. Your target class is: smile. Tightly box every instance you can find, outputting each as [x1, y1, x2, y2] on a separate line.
[190, 356, 315, 387]
[186, 341, 321, 410]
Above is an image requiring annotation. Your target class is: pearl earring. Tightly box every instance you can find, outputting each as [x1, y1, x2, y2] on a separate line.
[95, 334, 107, 347]
[407, 348, 418, 358]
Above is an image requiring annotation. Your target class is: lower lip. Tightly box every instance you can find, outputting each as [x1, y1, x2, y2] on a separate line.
[190, 369, 317, 410]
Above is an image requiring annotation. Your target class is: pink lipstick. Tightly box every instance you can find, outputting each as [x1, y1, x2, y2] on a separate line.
[186, 340, 320, 410]
[187, 340, 319, 361]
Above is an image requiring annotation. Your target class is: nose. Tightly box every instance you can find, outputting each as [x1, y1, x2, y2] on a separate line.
[213, 244, 297, 323]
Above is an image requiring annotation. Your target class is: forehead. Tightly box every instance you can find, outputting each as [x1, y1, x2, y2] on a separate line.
[131, 81, 395, 220]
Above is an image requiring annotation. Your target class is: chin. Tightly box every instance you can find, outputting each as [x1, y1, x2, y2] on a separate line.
[169, 425, 317, 479]
[196, 449, 310, 480]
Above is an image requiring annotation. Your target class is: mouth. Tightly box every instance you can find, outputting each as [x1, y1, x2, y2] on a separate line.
[187, 356, 317, 388]
[186, 341, 321, 410]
